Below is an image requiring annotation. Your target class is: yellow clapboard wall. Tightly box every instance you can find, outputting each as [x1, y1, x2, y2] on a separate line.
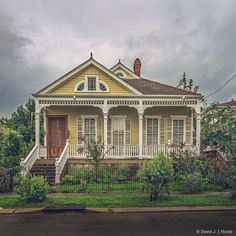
[47, 65, 134, 95]
[46, 106, 193, 145]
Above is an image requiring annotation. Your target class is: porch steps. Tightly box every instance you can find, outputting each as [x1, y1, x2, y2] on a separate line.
[30, 159, 56, 185]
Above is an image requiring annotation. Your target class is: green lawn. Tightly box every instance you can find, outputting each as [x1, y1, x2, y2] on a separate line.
[0, 193, 235, 208]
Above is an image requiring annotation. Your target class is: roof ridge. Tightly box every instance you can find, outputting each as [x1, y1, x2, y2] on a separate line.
[140, 77, 201, 96]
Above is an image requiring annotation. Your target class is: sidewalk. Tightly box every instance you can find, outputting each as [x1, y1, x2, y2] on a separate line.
[1, 206, 236, 214]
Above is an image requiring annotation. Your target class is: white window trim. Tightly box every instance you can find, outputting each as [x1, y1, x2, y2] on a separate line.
[115, 70, 127, 79]
[111, 117, 126, 145]
[171, 116, 186, 144]
[74, 75, 109, 93]
[82, 116, 98, 142]
[145, 116, 161, 146]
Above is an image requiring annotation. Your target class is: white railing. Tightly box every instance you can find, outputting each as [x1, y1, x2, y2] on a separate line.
[20, 145, 39, 175]
[107, 145, 139, 158]
[68, 144, 197, 158]
[55, 139, 69, 184]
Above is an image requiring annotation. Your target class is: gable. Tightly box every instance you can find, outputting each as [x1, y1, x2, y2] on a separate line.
[47, 65, 136, 95]
[110, 63, 140, 79]
[112, 67, 135, 80]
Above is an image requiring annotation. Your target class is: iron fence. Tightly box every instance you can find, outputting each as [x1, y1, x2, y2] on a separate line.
[49, 165, 232, 193]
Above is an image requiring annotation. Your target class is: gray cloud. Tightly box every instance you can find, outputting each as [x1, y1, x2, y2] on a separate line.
[0, 0, 236, 117]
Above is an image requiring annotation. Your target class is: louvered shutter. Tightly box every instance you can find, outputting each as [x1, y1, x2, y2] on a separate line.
[185, 117, 192, 144]
[107, 118, 111, 144]
[97, 117, 102, 143]
[160, 118, 165, 145]
[125, 118, 131, 144]
[78, 116, 83, 144]
[166, 118, 172, 143]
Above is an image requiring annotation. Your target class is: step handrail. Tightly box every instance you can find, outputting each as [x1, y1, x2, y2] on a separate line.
[55, 139, 69, 184]
[20, 145, 39, 175]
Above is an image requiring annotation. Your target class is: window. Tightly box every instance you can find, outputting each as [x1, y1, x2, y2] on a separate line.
[74, 76, 109, 92]
[99, 82, 107, 91]
[115, 70, 126, 78]
[173, 119, 184, 144]
[84, 118, 96, 141]
[77, 82, 84, 91]
[146, 118, 158, 145]
[87, 76, 96, 91]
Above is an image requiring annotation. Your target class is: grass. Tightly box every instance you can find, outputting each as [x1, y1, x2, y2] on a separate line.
[0, 192, 235, 208]
[50, 181, 223, 193]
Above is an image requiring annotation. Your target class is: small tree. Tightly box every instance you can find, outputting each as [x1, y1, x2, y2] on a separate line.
[137, 153, 174, 201]
[177, 72, 199, 93]
[79, 137, 113, 180]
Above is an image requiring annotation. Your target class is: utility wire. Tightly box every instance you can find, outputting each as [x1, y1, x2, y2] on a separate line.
[204, 73, 236, 99]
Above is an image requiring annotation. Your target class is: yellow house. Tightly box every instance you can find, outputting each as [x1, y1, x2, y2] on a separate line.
[21, 55, 202, 184]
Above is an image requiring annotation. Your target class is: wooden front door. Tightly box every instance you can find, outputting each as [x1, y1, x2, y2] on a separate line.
[47, 116, 67, 158]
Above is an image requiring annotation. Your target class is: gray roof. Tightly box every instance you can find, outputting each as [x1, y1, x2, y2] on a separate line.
[122, 78, 201, 96]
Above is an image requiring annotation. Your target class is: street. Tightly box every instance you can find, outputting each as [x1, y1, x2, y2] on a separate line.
[0, 211, 235, 236]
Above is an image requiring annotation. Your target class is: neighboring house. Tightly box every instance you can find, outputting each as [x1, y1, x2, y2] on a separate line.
[218, 99, 236, 113]
[21, 55, 202, 184]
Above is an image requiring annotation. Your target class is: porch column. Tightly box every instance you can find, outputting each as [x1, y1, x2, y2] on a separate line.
[103, 112, 108, 158]
[196, 113, 201, 155]
[43, 109, 47, 159]
[35, 112, 40, 158]
[195, 101, 201, 155]
[139, 112, 143, 158]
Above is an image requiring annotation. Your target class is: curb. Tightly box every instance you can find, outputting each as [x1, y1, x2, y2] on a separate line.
[1, 206, 236, 214]
[86, 206, 236, 213]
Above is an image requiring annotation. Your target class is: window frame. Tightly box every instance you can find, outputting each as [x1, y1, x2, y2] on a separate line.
[81, 115, 98, 142]
[111, 116, 126, 145]
[74, 75, 109, 92]
[171, 116, 186, 145]
[115, 70, 127, 79]
[145, 116, 161, 145]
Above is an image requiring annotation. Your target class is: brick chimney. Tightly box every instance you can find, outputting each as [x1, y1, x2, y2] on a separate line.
[133, 58, 141, 76]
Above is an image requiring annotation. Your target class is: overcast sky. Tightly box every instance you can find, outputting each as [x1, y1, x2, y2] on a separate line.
[0, 0, 236, 117]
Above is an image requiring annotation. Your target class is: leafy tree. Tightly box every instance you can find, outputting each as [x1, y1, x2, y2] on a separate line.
[0, 98, 44, 144]
[137, 153, 174, 201]
[201, 103, 236, 155]
[177, 72, 199, 93]
[79, 137, 113, 180]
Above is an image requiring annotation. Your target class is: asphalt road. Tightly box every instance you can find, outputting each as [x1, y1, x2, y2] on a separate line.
[0, 211, 235, 236]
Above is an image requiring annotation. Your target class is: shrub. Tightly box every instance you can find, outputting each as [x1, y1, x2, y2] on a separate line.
[74, 168, 96, 183]
[96, 167, 112, 183]
[116, 165, 129, 182]
[137, 153, 174, 201]
[14, 175, 49, 202]
[61, 175, 76, 185]
[0, 167, 10, 193]
[179, 173, 204, 193]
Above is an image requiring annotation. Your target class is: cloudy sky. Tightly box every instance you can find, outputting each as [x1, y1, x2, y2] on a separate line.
[0, 0, 236, 117]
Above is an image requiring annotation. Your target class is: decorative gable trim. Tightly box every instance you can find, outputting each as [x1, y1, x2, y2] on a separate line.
[110, 62, 140, 79]
[35, 58, 142, 95]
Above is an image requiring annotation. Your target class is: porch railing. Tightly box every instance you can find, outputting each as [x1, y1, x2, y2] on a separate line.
[55, 139, 69, 184]
[68, 144, 197, 158]
[20, 145, 39, 175]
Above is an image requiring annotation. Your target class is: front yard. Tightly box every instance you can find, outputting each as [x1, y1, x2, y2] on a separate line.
[0, 192, 235, 208]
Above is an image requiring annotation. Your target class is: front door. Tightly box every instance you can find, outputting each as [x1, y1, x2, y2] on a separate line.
[112, 118, 125, 156]
[47, 116, 67, 158]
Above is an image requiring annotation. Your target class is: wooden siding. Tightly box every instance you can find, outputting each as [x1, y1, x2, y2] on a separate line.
[47, 65, 134, 95]
[46, 106, 193, 145]
[112, 67, 135, 80]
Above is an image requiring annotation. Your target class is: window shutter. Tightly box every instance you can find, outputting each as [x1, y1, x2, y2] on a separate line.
[78, 117, 83, 144]
[97, 117, 102, 143]
[160, 118, 165, 145]
[166, 118, 172, 143]
[143, 118, 146, 145]
[107, 118, 111, 144]
[125, 118, 131, 144]
[185, 117, 192, 144]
